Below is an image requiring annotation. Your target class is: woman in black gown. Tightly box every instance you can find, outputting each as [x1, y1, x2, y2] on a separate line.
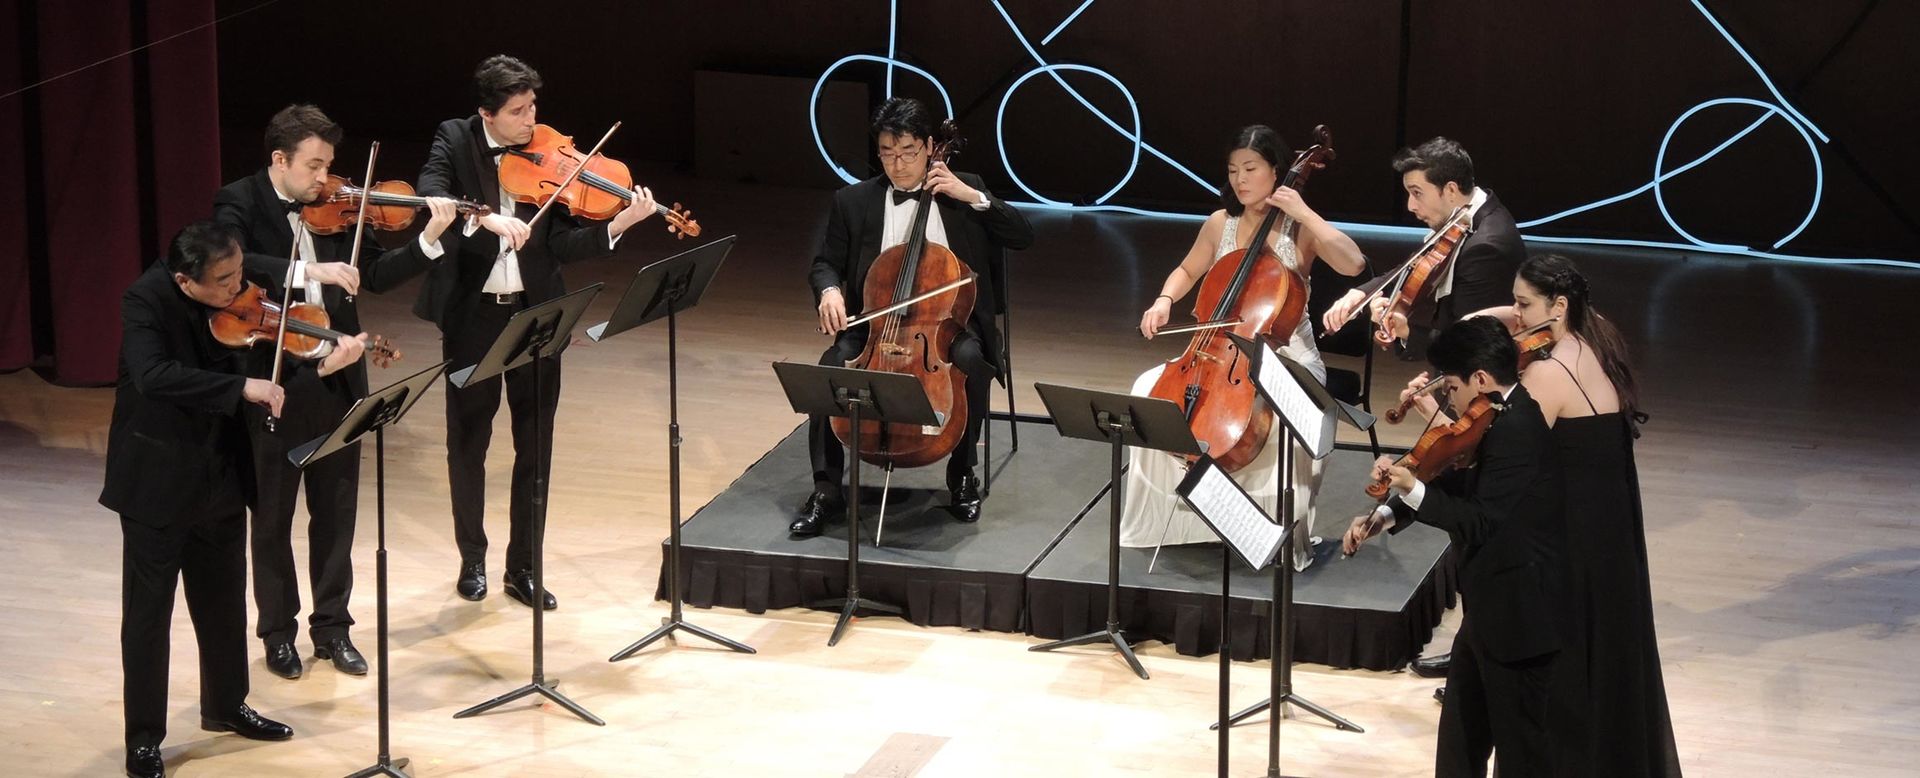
[1474, 253, 1683, 776]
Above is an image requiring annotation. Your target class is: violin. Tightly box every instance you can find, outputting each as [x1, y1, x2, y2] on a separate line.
[829, 122, 974, 469]
[209, 281, 401, 368]
[1366, 392, 1495, 499]
[1147, 125, 1335, 472]
[497, 124, 699, 238]
[1381, 317, 1558, 424]
[1372, 206, 1474, 347]
[301, 174, 490, 235]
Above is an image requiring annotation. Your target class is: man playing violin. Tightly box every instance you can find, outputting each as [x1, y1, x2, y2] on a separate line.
[415, 54, 659, 608]
[1321, 137, 1524, 342]
[212, 104, 457, 680]
[795, 96, 1034, 537]
[103, 222, 368, 778]
[1342, 316, 1567, 778]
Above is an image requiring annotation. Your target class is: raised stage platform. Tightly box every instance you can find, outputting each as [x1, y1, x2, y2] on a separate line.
[659, 415, 1456, 670]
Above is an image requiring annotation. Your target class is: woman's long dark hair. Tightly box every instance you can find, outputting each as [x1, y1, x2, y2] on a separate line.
[1220, 125, 1291, 217]
[1517, 253, 1648, 430]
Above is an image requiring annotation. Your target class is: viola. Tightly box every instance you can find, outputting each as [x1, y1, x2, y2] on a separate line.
[1366, 392, 1495, 499]
[497, 124, 699, 238]
[1382, 317, 1559, 424]
[829, 122, 974, 468]
[1147, 125, 1334, 472]
[301, 174, 489, 235]
[1374, 206, 1473, 346]
[209, 281, 400, 368]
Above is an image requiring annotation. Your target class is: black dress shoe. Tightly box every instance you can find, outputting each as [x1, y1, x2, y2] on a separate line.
[263, 642, 302, 680]
[1433, 686, 1446, 704]
[456, 561, 487, 601]
[314, 637, 368, 676]
[125, 745, 163, 778]
[201, 703, 293, 741]
[503, 571, 557, 610]
[1411, 651, 1451, 678]
[788, 490, 842, 538]
[948, 475, 983, 523]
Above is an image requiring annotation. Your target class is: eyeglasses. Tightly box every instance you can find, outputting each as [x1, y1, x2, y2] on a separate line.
[877, 147, 925, 164]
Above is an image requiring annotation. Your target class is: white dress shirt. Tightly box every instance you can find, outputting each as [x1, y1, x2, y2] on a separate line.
[879, 185, 992, 253]
[281, 185, 445, 293]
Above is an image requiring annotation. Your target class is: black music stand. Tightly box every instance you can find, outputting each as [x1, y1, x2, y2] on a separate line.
[1029, 383, 1202, 680]
[1174, 454, 1293, 778]
[772, 362, 937, 646]
[589, 237, 757, 661]
[289, 360, 450, 778]
[449, 284, 606, 726]
[1208, 335, 1370, 778]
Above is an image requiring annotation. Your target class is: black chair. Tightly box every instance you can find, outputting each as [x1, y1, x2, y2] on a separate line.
[1308, 257, 1382, 458]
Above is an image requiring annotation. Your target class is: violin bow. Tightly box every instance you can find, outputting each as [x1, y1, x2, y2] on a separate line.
[264, 241, 301, 433]
[526, 121, 621, 231]
[343, 141, 379, 304]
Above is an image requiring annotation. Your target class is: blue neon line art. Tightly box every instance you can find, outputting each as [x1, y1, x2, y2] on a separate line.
[811, 1, 1915, 269]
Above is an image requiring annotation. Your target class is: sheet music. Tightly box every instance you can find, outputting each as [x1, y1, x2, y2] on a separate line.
[1253, 343, 1335, 458]
[1182, 464, 1285, 570]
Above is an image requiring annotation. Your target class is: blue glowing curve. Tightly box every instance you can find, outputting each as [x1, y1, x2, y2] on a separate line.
[810, 54, 954, 185]
[811, 1, 1915, 269]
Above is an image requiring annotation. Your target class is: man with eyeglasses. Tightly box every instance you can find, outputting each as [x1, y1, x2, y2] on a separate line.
[795, 96, 1033, 537]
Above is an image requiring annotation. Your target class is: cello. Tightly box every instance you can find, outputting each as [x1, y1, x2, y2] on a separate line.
[1147, 125, 1335, 472]
[829, 122, 975, 469]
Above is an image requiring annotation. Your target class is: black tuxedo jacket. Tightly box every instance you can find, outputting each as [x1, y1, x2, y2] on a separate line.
[213, 169, 436, 395]
[412, 116, 618, 330]
[1358, 190, 1525, 328]
[1389, 384, 1566, 662]
[807, 174, 1033, 362]
[100, 262, 283, 527]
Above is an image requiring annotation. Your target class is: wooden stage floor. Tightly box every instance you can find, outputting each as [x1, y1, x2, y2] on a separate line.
[3, 170, 1917, 776]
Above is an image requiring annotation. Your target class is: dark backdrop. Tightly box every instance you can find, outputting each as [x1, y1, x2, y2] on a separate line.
[210, 0, 1918, 259]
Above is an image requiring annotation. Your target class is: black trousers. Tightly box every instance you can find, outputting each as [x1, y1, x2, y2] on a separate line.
[443, 297, 561, 575]
[247, 372, 358, 646]
[1437, 614, 1557, 778]
[121, 510, 249, 749]
[806, 326, 994, 495]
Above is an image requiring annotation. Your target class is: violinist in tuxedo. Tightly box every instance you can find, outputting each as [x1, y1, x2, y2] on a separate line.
[414, 54, 659, 609]
[1343, 316, 1568, 777]
[794, 96, 1034, 538]
[102, 222, 368, 778]
[1321, 137, 1524, 340]
[212, 103, 456, 679]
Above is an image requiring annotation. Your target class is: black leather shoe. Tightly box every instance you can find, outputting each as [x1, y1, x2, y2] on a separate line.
[1433, 686, 1446, 704]
[948, 475, 983, 523]
[263, 642, 302, 680]
[1411, 651, 1451, 678]
[455, 561, 486, 601]
[503, 570, 557, 610]
[125, 745, 163, 778]
[789, 490, 842, 538]
[201, 703, 293, 741]
[314, 637, 367, 676]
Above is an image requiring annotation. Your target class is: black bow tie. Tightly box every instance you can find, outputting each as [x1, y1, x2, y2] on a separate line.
[487, 144, 527, 158]
[890, 188, 923, 206]
[281, 198, 303, 214]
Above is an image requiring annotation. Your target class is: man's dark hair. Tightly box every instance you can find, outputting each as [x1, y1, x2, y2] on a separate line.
[264, 104, 342, 159]
[870, 96, 936, 141]
[473, 54, 542, 114]
[1220, 124, 1293, 217]
[1428, 315, 1518, 386]
[166, 221, 243, 282]
[1391, 136, 1475, 194]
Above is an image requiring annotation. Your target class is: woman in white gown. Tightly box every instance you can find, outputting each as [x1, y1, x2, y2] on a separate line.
[1131, 125, 1366, 570]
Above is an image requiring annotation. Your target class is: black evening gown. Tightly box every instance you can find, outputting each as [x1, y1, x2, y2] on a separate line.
[1549, 412, 1683, 777]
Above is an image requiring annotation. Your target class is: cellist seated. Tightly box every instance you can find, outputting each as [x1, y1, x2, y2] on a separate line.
[1130, 124, 1366, 571]
[795, 97, 1034, 538]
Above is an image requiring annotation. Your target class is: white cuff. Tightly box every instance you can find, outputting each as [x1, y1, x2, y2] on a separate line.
[418, 232, 445, 260]
[607, 224, 623, 250]
[970, 191, 991, 211]
[462, 214, 481, 237]
[290, 258, 309, 289]
[1402, 480, 1426, 510]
